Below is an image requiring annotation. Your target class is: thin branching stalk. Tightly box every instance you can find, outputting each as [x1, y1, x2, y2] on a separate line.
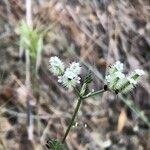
[62, 89, 105, 143]
[82, 89, 105, 99]
[62, 97, 82, 143]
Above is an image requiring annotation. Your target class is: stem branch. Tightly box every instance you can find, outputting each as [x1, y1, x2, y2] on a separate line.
[62, 88, 105, 143]
[62, 97, 82, 143]
[83, 89, 105, 99]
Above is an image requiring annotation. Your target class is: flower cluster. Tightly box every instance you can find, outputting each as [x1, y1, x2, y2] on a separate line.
[49, 56, 65, 76]
[105, 61, 145, 93]
[49, 57, 81, 91]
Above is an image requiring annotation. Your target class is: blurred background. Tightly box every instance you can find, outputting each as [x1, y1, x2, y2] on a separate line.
[0, 0, 150, 149]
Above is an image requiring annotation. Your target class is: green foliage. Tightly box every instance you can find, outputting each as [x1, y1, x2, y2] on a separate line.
[46, 139, 65, 150]
[79, 70, 92, 97]
[18, 20, 43, 63]
[84, 70, 92, 84]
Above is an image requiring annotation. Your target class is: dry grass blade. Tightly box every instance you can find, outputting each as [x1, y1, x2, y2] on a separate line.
[117, 108, 127, 132]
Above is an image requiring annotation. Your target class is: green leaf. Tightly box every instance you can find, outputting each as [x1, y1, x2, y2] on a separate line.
[84, 70, 92, 84]
[46, 139, 65, 150]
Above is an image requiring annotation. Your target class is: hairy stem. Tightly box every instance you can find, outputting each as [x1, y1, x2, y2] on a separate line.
[82, 89, 105, 99]
[62, 97, 82, 143]
[62, 88, 105, 144]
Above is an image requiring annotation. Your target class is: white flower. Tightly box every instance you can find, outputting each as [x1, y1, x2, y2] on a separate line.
[105, 71, 125, 90]
[115, 71, 125, 79]
[49, 57, 82, 91]
[60, 69, 81, 91]
[49, 56, 64, 76]
[58, 62, 81, 91]
[128, 69, 145, 81]
[105, 61, 145, 94]
[105, 62, 125, 92]
[113, 61, 123, 71]
[106, 75, 111, 82]
[127, 77, 137, 85]
[108, 61, 124, 75]
[135, 69, 145, 76]
[68, 62, 81, 75]
[58, 76, 63, 83]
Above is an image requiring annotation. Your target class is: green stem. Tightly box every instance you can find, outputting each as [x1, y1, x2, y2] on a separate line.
[82, 89, 105, 99]
[62, 97, 82, 143]
[62, 88, 105, 144]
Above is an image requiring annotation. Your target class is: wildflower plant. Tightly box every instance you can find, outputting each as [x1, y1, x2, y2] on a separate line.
[47, 57, 148, 149]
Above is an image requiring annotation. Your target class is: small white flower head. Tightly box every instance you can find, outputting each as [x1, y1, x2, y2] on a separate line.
[60, 68, 81, 91]
[114, 61, 124, 71]
[58, 76, 63, 83]
[135, 69, 145, 76]
[68, 62, 81, 75]
[115, 71, 125, 79]
[49, 57, 82, 91]
[105, 71, 125, 90]
[128, 69, 145, 81]
[127, 77, 137, 85]
[49, 56, 65, 76]
[105, 61, 145, 94]
[109, 61, 124, 75]
[105, 75, 111, 83]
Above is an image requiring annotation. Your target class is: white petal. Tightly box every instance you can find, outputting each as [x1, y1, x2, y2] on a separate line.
[68, 62, 81, 75]
[114, 61, 123, 71]
[49, 56, 64, 76]
[115, 72, 125, 79]
[135, 69, 145, 76]
[127, 77, 137, 85]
